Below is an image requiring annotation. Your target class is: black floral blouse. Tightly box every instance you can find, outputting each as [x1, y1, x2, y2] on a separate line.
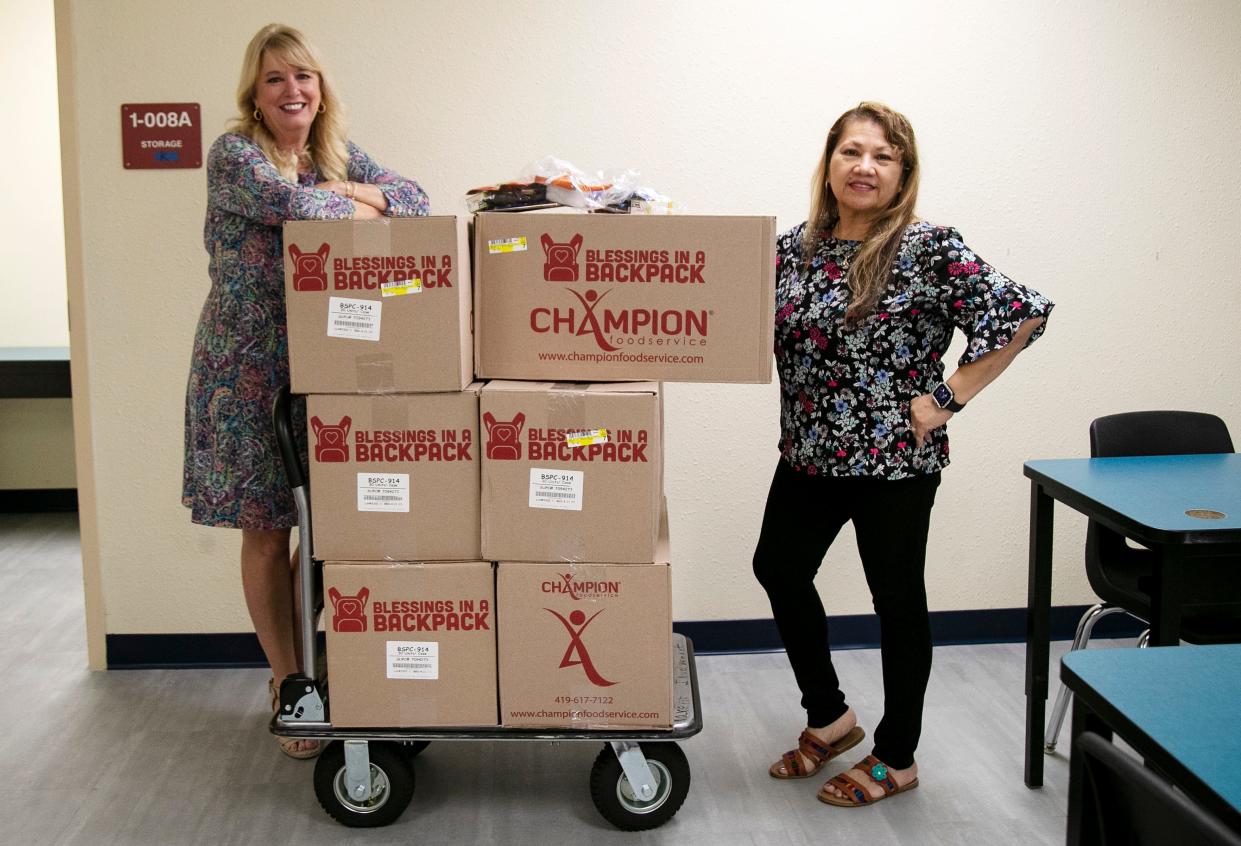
[774, 220, 1053, 479]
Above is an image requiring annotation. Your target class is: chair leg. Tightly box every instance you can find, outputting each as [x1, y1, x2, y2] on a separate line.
[1044, 604, 1131, 753]
[1136, 629, 1150, 648]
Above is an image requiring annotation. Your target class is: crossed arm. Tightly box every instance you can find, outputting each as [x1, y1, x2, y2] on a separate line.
[316, 180, 386, 219]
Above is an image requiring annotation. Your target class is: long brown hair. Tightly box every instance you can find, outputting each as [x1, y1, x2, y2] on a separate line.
[227, 23, 349, 182]
[803, 102, 921, 326]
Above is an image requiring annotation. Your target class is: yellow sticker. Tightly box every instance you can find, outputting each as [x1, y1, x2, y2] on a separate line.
[488, 236, 529, 254]
[565, 428, 609, 447]
[380, 278, 422, 297]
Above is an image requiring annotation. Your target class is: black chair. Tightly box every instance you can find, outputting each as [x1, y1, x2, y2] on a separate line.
[1045, 411, 1241, 752]
[1072, 731, 1241, 845]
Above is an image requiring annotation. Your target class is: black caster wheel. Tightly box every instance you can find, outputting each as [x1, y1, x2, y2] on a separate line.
[589, 742, 690, 831]
[313, 741, 415, 828]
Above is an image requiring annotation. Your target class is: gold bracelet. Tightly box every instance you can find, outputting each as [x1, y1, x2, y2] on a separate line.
[346, 181, 356, 200]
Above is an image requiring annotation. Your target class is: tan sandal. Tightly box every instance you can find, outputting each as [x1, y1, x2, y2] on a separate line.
[769, 725, 866, 779]
[269, 677, 321, 760]
[818, 755, 919, 806]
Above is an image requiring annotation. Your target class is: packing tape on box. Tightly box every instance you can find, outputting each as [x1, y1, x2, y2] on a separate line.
[553, 542, 587, 566]
[547, 384, 588, 438]
[548, 387, 589, 564]
[371, 393, 412, 433]
[352, 219, 398, 394]
[558, 385, 610, 450]
[356, 353, 397, 393]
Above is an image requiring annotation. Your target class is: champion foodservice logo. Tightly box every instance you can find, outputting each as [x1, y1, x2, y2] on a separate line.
[544, 608, 616, 687]
[311, 416, 352, 462]
[289, 243, 330, 291]
[541, 233, 583, 282]
[482, 412, 525, 460]
[329, 586, 369, 633]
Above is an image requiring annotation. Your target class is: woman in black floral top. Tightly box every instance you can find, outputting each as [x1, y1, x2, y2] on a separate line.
[755, 102, 1052, 807]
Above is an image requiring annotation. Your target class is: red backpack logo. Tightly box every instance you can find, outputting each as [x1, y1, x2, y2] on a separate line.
[289, 243, 330, 291]
[541, 233, 583, 282]
[483, 411, 525, 460]
[329, 586, 369, 633]
[311, 416, 351, 462]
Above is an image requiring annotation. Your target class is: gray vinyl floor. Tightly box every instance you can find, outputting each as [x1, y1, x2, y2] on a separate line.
[0, 512, 1101, 845]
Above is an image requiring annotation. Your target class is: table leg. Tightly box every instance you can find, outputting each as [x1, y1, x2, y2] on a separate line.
[1150, 544, 1184, 646]
[1025, 482, 1054, 788]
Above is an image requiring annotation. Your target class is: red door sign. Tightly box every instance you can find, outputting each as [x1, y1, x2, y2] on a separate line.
[121, 103, 202, 169]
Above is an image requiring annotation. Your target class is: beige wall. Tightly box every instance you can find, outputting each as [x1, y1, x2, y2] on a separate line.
[56, 0, 1241, 667]
[2, 0, 67, 348]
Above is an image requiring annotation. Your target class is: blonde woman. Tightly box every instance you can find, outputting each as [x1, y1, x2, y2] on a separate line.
[755, 102, 1053, 805]
[182, 23, 428, 758]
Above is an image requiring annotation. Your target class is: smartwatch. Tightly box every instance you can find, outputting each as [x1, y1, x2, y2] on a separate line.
[931, 382, 965, 412]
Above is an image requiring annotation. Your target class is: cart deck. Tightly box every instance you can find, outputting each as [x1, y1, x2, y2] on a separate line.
[273, 632, 701, 742]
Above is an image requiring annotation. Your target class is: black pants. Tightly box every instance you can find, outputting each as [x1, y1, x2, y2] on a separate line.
[752, 459, 941, 769]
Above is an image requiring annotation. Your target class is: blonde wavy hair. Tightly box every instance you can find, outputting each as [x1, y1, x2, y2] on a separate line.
[228, 23, 349, 182]
[803, 102, 921, 326]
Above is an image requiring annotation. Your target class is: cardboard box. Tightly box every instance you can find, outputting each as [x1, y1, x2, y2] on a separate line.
[284, 216, 472, 394]
[481, 380, 662, 564]
[473, 212, 775, 383]
[497, 560, 671, 728]
[308, 388, 481, 562]
[324, 560, 497, 728]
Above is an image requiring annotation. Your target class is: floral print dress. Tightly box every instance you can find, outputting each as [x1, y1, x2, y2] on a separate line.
[774, 220, 1053, 479]
[182, 133, 430, 529]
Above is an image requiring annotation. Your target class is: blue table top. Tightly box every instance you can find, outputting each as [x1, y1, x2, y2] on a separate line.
[1025, 454, 1241, 535]
[1062, 645, 1241, 815]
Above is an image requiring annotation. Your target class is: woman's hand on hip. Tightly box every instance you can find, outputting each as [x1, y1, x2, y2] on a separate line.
[910, 394, 952, 448]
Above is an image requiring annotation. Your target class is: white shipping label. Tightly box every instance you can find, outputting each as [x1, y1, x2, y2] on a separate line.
[387, 641, 438, 680]
[327, 296, 381, 341]
[357, 473, 410, 512]
[529, 468, 584, 511]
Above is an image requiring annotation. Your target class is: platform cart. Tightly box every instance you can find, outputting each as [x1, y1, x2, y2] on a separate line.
[271, 388, 703, 830]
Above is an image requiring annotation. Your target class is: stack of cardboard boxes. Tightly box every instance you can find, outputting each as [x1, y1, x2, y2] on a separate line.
[284, 217, 496, 728]
[284, 210, 774, 730]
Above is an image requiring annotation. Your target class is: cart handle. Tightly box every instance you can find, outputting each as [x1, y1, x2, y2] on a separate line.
[272, 385, 306, 490]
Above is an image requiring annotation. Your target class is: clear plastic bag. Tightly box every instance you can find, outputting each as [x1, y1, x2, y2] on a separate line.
[519, 156, 639, 211]
[628, 186, 675, 215]
[465, 157, 672, 213]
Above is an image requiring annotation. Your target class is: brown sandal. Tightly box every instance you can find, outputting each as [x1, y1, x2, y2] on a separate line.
[817, 755, 919, 806]
[769, 725, 866, 779]
[269, 677, 321, 760]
